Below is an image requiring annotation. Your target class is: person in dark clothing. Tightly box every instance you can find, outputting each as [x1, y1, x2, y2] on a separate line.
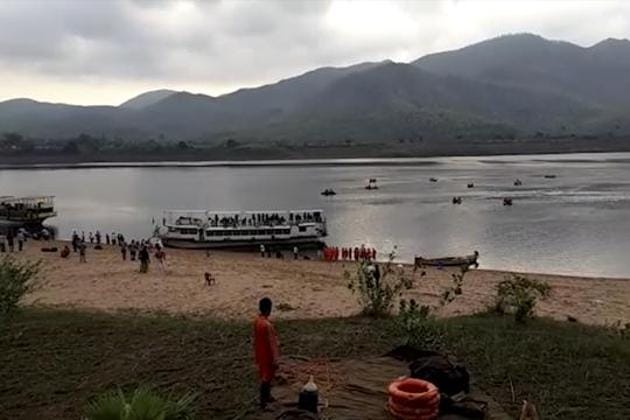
[106, 234, 110, 245]
[139, 246, 150, 273]
[120, 242, 127, 261]
[95, 230, 101, 245]
[7, 231, 14, 252]
[130, 240, 137, 261]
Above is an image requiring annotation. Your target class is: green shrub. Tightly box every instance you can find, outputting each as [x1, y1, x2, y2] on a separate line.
[493, 275, 551, 323]
[440, 266, 469, 307]
[345, 248, 420, 317]
[84, 386, 196, 420]
[0, 257, 40, 322]
[395, 299, 444, 349]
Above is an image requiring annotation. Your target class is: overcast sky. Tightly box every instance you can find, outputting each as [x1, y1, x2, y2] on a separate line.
[1, 0, 629, 105]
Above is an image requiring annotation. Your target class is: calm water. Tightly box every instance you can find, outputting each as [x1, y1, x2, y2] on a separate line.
[2, 152, 630, 278]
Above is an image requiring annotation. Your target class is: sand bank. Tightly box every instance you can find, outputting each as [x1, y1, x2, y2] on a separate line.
[11, 241, 630, 326]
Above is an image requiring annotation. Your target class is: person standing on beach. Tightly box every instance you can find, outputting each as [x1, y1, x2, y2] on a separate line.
[106, 233, 110, 245]
[7, 231, 14, 252]
[260, 244, 265, 257]
[120, 241, 127, 261]
[89, 232, 94, 244]
[130, 240, 137, 261]
[253, 297, 279, 408]
[79, 241, 87, 263]
[138, 245, 150, 273]
[16, 230, 25, 252]
[293, 246, 299, 260]
[95, 230, 101, 245]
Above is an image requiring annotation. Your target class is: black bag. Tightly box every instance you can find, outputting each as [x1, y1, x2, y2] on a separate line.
[409, 352, 470, 396]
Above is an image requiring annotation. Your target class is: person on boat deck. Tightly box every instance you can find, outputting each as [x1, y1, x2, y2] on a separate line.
[253, 297, 280, 408]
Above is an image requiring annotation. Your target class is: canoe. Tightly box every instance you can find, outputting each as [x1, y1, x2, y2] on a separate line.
[415, 251, 479, 268]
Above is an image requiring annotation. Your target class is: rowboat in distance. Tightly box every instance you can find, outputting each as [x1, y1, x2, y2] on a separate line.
[415, 251, 479, 268]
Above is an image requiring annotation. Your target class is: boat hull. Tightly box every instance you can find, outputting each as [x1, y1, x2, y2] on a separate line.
[161, 236, 325, 250]
[415, 254, 479, 268]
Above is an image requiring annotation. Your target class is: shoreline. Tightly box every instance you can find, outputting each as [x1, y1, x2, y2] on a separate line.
[1, 149, 629, 170]
[11, 240, 630, 326]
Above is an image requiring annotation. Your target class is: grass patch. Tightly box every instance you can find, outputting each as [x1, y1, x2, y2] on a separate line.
[1, 308, 629, 419]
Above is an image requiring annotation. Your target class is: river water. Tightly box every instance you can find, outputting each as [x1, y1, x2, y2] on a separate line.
[1, 152, 630, 278]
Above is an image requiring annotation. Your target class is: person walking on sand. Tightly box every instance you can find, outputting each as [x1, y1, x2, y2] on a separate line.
[260, 244, 265, 258]
[7, 231, 14, 252]
[95, 230, 101, 245]
[120, 241, 127, 261]
[89, 232, 94, 244]
[138, 245, 150, 273]
[129, 240, 137, 261]
[253, 297, 280, 409]
[16, 230, 25, 252]
[79, 241, 87, 263]
[154, 245, 166, 271]
[293, 245, 299, 260]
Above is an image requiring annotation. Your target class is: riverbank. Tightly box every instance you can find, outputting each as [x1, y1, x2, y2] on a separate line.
[2, 308, 629, 419]
[13, 240, 630, 326]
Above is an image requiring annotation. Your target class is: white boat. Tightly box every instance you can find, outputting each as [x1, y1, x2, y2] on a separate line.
[0, 196, 57, 227]
[158, 209, 327, 249]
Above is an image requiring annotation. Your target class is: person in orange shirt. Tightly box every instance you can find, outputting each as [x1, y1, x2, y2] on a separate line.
[253, 297, 280, 408]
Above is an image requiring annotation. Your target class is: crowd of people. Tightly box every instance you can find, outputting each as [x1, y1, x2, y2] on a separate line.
[322, 245, 377, 262]
[175, 211, 324, 229]
[67, 229, 165, 273]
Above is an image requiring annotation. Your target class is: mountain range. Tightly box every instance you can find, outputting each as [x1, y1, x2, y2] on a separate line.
[2, 33, 630, 149]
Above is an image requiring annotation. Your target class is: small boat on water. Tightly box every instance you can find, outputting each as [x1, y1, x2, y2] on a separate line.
[0, 196, 56, 227]
[415, 251, 479, 268]
[467, 183, 474, 188]
[452, 196, 462, 205]
[544, 175, 557, 179]
[503, 197, 513, 206]
[365, 178, 379, 190]
[514, 179, 523, 186]
[158, 209, 327, 249]
[429, 178, 438, 183]
[321, 189, 336, 196]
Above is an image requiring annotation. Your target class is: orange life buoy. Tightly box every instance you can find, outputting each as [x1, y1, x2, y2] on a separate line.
[387, 378, 440, 419]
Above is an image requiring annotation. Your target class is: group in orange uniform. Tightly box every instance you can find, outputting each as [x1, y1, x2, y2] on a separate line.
[323, 245, 377, 262]
[253, 297, 280, 408]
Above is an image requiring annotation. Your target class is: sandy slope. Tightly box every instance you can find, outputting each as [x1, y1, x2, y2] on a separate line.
[12, 240, 630, 326]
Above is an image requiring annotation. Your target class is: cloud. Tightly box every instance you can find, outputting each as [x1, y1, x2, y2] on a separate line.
[0, 0, 629, 105]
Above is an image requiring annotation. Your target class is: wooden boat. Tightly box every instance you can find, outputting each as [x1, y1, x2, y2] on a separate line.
[467, 183, 474, 188]
[514, 179, 522, 186]
[321, 189, 336, 196]
[452, 196, 462, 205]
[429, 178, 438, 183]
[544, 175, 557, 179]
[365, 178, 378, 190]
[503, 197, 513, 206]
[415, 251, 479, 268]
[0, 196, 56, 227]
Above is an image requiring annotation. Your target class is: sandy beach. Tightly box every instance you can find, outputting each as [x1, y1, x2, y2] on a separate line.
[11, 240, 630, 326]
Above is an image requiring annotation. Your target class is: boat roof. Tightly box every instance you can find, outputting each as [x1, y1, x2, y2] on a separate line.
[0, 195, 54, 202]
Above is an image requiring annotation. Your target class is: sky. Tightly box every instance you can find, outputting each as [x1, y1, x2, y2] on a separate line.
[1, 0, 629, 106]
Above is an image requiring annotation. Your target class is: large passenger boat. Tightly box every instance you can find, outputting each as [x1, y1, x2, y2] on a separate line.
[0, 196, 57, 227]
[158, 209, 327, 249]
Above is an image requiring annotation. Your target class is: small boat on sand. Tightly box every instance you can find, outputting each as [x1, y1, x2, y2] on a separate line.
[321, 189, 336, 196]
[415, 251, 479, 268]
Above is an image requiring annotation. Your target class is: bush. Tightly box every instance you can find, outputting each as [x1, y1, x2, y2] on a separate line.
[84, 386, 196, 420]
[345, 249, 420, 317]
[395, 299, 444, 349]
[0, 257, 40, 322]
[440, 266, 469, 307]
[493, 275, 551, 323]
